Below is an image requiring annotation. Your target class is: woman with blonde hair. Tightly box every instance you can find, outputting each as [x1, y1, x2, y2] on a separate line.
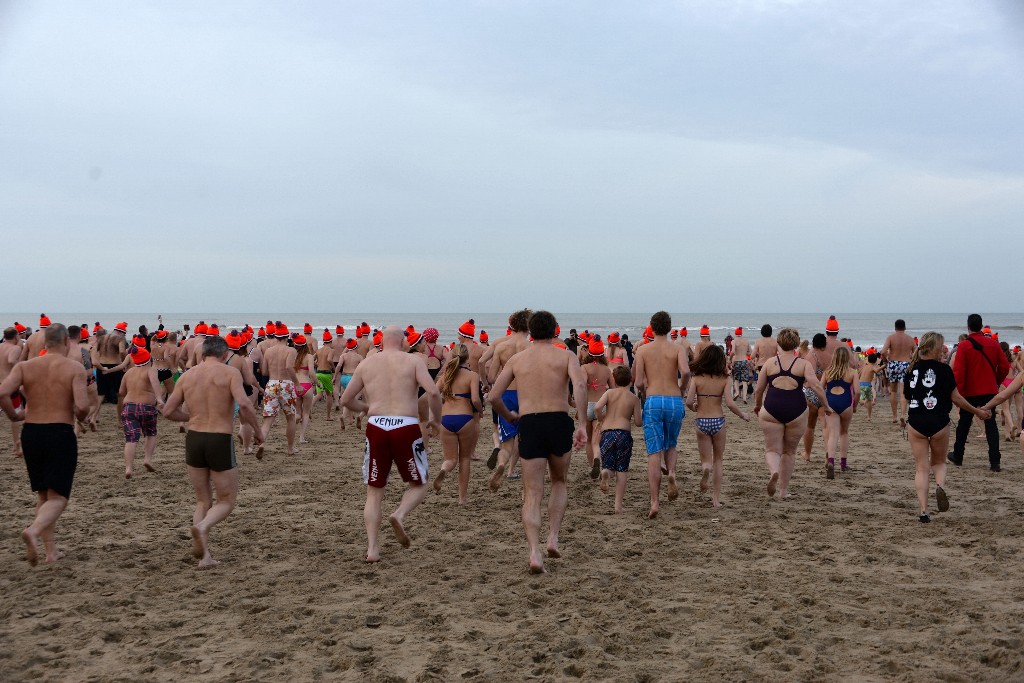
[293, 335, 316, 447]
[581, 337, 613, 480]
[432, 343, 481, 505]
[754, 327, 829, 499]
[822, 346, 858, 479]
[906, 332, 989, 522]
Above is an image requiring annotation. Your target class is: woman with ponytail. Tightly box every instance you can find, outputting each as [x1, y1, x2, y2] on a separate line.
[822, 346, 858, 479]
[432, 343, 481, 504]
[905, 332, 989, 522]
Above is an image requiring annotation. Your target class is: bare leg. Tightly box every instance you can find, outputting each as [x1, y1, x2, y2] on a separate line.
[389, 484, 429, 548]
[696, 431, 713, 495]
[364, 485, 385, 562]
[457, 421, 480, 505]
[838, 410, 852, 468]
[124, 441, 137, 479]
[801, 404, 818, 461]
[760, 411, 784, 497]
[546, 452, 571, 558]
[187, 466, 238, 568]
[779, 416, 806, 497]
[614, 471, 628, 513]
[647, 451, 663, 518]
[908, 426, 931, 514]
[143, 435, 156, 472]
[434, 427, 459, 493]
[520, 456, 548, 573]
[22, 490, 68, 565]
[285, 414, 297, 454]
[711, 429, 726, 507]
[665, 447, 679, 500]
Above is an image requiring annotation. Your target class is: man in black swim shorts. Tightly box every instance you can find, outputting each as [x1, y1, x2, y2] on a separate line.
[490, 310, 587, 575]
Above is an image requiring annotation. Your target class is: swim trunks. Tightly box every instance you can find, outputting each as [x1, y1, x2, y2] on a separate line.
[363, 416, 428, 488]
[339, 373, 353, 392]
[732, 360, 753, 383]
[157, 369, 173, 383]
[185, 431, 236, 471]
[121, 402, 158, 443]
[886, 360, 910, 385]
[498, 390, 519, 442]
[600, 428, 633, 472]
[586, 401, 598, 421]
[316, 371, 333, 395]
[859, 382, 875, 402]
[643, 395, 684, 455]
[21, 423, 78, 499]
[263, 379, 298, 417]
[517, 412, 574, 460]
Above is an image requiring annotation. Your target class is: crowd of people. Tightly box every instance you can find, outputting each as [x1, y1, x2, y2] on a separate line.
[1, 311, 1021, 571]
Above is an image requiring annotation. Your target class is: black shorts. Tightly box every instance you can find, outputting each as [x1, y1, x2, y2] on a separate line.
[517, 412, 574, 460]
[22, 423, 78, 499]
[908, 414, 950, 439]
[157, 369, 173, 383]
[185, 431, 237, 471]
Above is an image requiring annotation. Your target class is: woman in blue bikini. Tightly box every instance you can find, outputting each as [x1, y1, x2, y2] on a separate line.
[432, 343, 482, 505]
[685, 344, 750, 508]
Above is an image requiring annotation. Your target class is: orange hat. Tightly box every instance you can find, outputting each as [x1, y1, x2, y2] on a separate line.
[335, 325, 344, 336]
[588, 339, 605, 357]
[293, 334, 307, 346]
[345, 338, 357, 350]
[680, 327, 688, 337]
[458, 319, 475, 339]
[39, 349, 47, 356]
[39, 314, 51, 328]
[154, 329, 168, 341]
[992, 332, 999, 341]
[506, 327, 512, 336]
[607, 332, 621, 344]
[406, 325, 416, 335]
[114, 322, 128, 333]
[700, 325, 711, 337]
[1014, 345, 1021, 354]
[225, 331, 243, 350]
[643, 325, 654, 341]
[373, 330, 383, 347]
[826, 316, 839, 333]
[407, 330, 423, 347]
[479, 331, 489, 343]
[131, 334, 146, 348]
[734, 327, 743, 336]
[555, 325, 561, 337]
[670, 329, 678, 339]
[257, 327, 266, 339]
[208, 324, 220, 337]
[195, 322, 209, 335]
[80, 327, 89, 341]
[983, 326, 992, 335]
[130, 348, 151, 365]
[14, 322, 27, 334]
[553, 342, 568, 350]
[303, 323, 313, 334]
[322, 330, 333, 342]
[275, 323, 289, 339]
[92, 323, 102, 334]
[356, 326, 366, 339]
[846, 339, 854, 348]
[914, 337, 919, 344]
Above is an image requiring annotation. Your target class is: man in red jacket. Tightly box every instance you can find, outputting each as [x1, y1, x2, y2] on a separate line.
[949, 314, 1010, 471]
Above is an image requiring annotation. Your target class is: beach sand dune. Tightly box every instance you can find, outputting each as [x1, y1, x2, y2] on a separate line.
[1, 408, 1022, 681]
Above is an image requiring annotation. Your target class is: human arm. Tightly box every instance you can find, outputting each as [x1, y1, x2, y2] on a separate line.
[161, 378, 190, 422]
[685, 380, 697, 412]
[469, 371, 482, 414]
[0, 365, 24, 421]
[677, 348, 691, 394]
[981, 374, 1024, 411]
[953, 388, 990, 420]
[567, 354, 588, 449]
[752, 364, 768, 414]
[230, 371, 263, 443]
[632, 349, 646, 392]
[632, 394, 643, 428]
[724, 386, 750, 421]
[149, 368, 165, 407]
[102, 356, 131, 374]
[803, 362, 832, 415]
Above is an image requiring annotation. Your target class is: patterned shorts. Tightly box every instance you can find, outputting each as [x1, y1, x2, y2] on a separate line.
[263, 380, 298, 417]
[732, 360, 753, 383]
[600, 429, 633, 472]
[121, 402, 158, 443]
[859, 382, 875, 402]
[643, 395, 684, 455]
[803, 386, 822, 408]
[886, 361, 910, 385]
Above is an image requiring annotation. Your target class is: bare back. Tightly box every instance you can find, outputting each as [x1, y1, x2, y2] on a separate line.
[634, 337, 688, 396]
[12, 355, 89, 425]
[503, 343, 581, 415]
[176, 361, 244, 434]
[263, 342, 298, 382]
[731, 338, 751, 362]
[353, 350, 433, 417]
[883, 332, 915, 362]
[491, 334, 530, 387]
[753, 337, 778, 369]
[599, 387, 642, 431]
[122, 366, 158, 405]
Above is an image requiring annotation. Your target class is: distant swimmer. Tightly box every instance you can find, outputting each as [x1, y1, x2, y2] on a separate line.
[0, 324, 91, 565]
[340, 326, 441, 563]
[162, 334, 263, 568]
[260, 323, 299, 456]
[489, 311, 587, 574]
[880, 319, 916, 426]
[118, 346, 164, 479]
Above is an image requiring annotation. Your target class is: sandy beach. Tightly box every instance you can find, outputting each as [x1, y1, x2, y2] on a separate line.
[1, 405, 1022, 682]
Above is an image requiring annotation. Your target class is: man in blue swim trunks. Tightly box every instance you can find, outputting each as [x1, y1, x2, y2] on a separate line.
[633, 311, 691, 519]
[487, 309, 533, 491]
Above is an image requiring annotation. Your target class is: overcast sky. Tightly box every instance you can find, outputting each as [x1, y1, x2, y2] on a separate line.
[1, 1, 1021, 313]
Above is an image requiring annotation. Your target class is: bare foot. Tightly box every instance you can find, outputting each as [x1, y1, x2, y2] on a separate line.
[197, 557, 220, 570]
[389, 515, 411, 548]
[546, 546, 561, 559]
[432, 469, 446, 494]
[488, 464, 506, 492]
[660, 461, 669, 475]
[288, 449, 300, 457]
[88, 421, 97, 432]
[45, 550, 66, 564]
[255, 444, 264, 460]
[22, 528, 39, 566]
[365, 551, 380, 563]
[667, 477, 679, 501]
[529, 552, 546, 574]
[699, 469, 710, 493]
[648, 507, 658, 520]
[190, 526, 207, 560]
[125, 471, 132, 480]
[801, 451, 811, 463]
[144, 463, 156, 473]
[599, 472, 609, 494]
[767, 472, 779, 497]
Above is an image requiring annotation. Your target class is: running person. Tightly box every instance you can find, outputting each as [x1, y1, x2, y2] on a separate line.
[118, 346, 164, 479]
[594, 365, 643, 513]
[822, 346, 857, 479]
[431, 343, 482, 505]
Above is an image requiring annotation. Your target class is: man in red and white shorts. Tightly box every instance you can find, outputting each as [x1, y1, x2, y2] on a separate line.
[341, 326, 441, 563]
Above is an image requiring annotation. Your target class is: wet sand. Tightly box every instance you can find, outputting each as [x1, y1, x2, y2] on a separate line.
[2, 403, 1023, 682]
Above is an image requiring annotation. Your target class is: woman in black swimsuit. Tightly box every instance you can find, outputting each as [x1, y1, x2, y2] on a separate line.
[905, 332, 989, 523]
[753, 328, 829, 500]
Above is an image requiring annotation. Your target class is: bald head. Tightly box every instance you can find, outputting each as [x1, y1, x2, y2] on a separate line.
[382, 326, 404, 350]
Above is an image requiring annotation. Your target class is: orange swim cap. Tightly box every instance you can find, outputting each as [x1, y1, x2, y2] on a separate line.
[208, 325, 220, 337]
[458, 319, 476, 339]
[195, 323, 209, 335]
[479, 331, 489, 343]
[373, 330, 383, 347]
[643, 326, 654, 341]
[336, 325, 344, 336]
[670, 329, 678, 339]
[700, 325, 710, 337]
[826, 316, 839, 333]
[735, 327, 743, 336]
[346, 338, 357, 350]
[114, 322, 128, 333]
[680, 327, 688, 337]
[322, 330, 333, 342]
[293, 334, 307, 346]
[588, 339, 605, 357]
[130, 348, 151, 365]
[275, 323, 289, 339]
[303, 323, 313, 334]
[225, 331, 243, 350]
[407, 331, 423, 347]
[607, 332, 621, 344]
[39, 314, 51, 328]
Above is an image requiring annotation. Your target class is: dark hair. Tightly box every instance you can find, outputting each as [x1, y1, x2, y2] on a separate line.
[760, 324, 772, 338]
[650, 311, 671, 336]
[689, 344, 726, 377]
[1001, 341, 1012, 362]
[4, 327, 16, 341]
[967, 314, 982, 332]
[612, 365, 631, 386]
[895, 319, 906, 331]
[569, 329, 577, 335]
[509, 309, 532, 333]
[202, 335, 229, 358]
[67, 325, 81, 340]
[868, 353, 878, 364]
[528, 311, 557, 340]
[812, 333, 827, 350]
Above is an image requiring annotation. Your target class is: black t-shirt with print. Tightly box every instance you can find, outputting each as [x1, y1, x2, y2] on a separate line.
[904, 360, 955, 416]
